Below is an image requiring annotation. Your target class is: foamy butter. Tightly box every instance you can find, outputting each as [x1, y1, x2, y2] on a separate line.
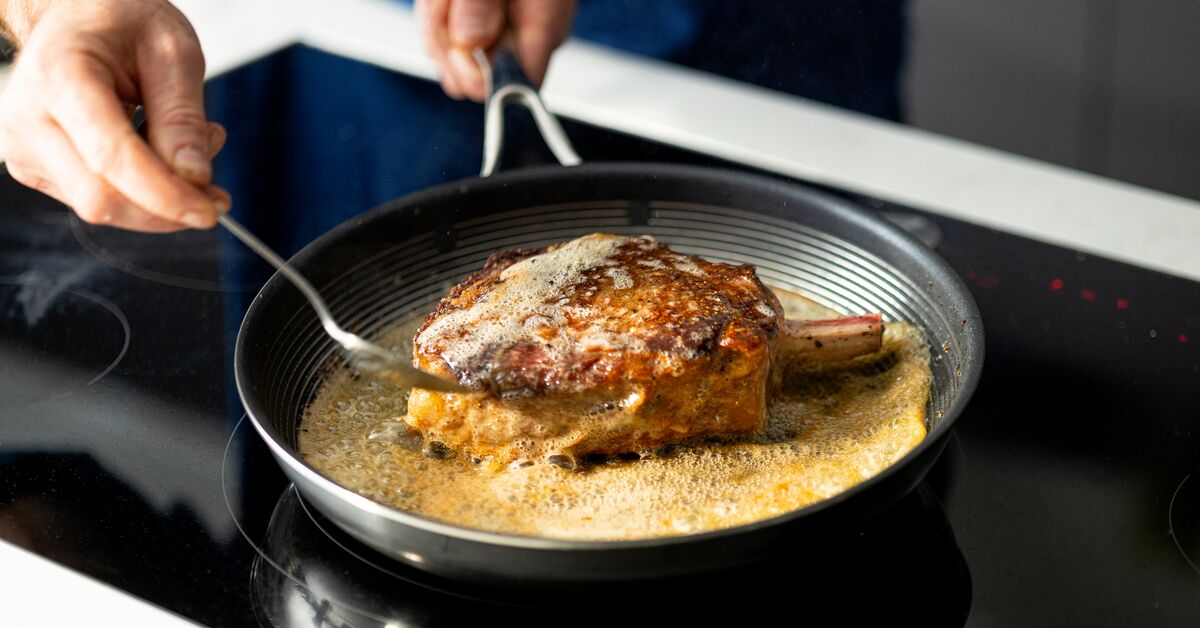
[299, 289, 933, 541]
[415, 234, 648, 370]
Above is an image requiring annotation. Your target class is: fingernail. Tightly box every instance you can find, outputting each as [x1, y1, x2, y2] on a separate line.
[207, 124, 228, 158]
[209, 187, 232, 214]
[173, 146, 211, 180]
[182, 210, 215, 229]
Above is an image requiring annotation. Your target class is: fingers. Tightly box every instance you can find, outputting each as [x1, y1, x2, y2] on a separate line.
[137, 19, 212, 186]
[448, 0, 505, 47]
[21, 117, 187, 232]
[416, 0, 463, 99]
[207, 122, 227, 157]
[419, 0, 507, 101]
[508, 0, 576, 87]
[4, 114, 230, 232]
[446, 48, 485, 100]
[416, 0, 576, 101]
[447, 0, 504, 98]
[0, 1, 230, 233]
[46, 56, 219, 229]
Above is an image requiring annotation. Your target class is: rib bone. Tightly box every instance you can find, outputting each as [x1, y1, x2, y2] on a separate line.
[780, 313, 884, 364]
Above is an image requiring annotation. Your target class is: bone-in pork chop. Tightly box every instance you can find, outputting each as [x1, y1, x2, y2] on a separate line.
[406, 234, 882, 466]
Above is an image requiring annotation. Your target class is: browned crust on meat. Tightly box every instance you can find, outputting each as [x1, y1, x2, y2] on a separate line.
[413, 234, 783, 396]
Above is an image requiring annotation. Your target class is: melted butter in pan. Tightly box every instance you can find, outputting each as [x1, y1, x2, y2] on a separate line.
[298, 289, 931, 541]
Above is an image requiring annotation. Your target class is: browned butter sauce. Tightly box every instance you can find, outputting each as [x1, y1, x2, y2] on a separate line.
[298, 289, 931, 541]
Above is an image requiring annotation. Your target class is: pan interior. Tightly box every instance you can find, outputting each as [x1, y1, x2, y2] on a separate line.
[258, 198, 969, 461]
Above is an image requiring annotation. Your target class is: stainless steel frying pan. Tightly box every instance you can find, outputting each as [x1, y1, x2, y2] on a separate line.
[233, 48, 984, 584]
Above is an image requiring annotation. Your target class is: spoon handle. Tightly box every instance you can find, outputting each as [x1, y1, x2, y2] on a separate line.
[218, 214, 463, 393]
[218, 214, 353, 347]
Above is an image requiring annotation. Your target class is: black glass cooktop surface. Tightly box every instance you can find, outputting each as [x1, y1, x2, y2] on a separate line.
[1, 46, 1197, 627]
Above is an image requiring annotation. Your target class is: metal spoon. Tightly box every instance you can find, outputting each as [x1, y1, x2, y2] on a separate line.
[218, 214, 464, 393]
[126, 106, 458, 391]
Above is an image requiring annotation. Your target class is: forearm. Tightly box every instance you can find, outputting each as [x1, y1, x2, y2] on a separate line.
[0, 0, 51, 45]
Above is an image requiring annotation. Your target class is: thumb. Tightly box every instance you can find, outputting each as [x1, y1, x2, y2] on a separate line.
[137, 27, 212, 186]
[448, 0, 505, 48]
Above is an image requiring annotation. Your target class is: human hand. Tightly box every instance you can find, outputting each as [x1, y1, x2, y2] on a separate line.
[415, 0, 576, 101]
[0, 0, 229, 232]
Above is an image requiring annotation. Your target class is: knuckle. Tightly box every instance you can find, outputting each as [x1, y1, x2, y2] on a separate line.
[154, 106, 208, 131]
[459, 0, 497, 12]
[148, 29, 204, 69]
[33, 177, 55, 194]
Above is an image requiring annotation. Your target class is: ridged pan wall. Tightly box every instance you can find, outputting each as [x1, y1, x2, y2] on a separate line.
[260, 204, 966, 450]
[236, 164, 983, 583]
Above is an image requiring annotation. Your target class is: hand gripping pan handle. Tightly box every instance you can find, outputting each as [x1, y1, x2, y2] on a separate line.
[474, 42, 582, 177]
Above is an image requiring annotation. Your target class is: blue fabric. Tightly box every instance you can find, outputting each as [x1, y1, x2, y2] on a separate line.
[572, 0, 703, 58]
[204, 1, 907, 273]
[391, 0, 703, 59]
[389, 0, 905, 117]
[207, 46, 486, 254]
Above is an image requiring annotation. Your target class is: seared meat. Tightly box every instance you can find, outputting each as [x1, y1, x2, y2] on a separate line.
[406, 234, 883, 465]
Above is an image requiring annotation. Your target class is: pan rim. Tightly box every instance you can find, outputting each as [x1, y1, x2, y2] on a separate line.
[234, 161, 985, 553]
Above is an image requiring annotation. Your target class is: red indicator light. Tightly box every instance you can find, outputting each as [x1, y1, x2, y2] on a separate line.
[1115, 298, 1130, 310]
[1180, 334, 1190, 344]
[1080, 289, 1097, 301]
[1049, 278, 1064, 292]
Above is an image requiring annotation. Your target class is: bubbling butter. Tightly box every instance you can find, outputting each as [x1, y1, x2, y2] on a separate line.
[298, 289, 931, 541]
[415, 235, 646, 371]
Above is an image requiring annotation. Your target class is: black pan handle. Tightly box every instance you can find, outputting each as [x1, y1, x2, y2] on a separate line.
[474, 43, 581, 177]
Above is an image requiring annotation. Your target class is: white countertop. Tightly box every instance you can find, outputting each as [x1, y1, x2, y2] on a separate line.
[0, 541, 201, 627]
[2, 0, 1199, 624]
[3, 0, 1198, 282]
[182, 0, 1200, 281]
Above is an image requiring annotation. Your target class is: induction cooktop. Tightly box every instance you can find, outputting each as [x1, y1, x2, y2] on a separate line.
[1, 46, 1197, 627]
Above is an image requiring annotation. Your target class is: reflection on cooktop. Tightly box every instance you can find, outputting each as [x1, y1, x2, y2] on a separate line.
[223, 418, 971, 627]
[69, 214, 265, 293]
[0, 277, 129, 411]
[1168, 470, 1200, 575]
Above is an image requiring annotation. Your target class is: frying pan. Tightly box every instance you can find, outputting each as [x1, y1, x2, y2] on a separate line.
[233, 49, 984, 584]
